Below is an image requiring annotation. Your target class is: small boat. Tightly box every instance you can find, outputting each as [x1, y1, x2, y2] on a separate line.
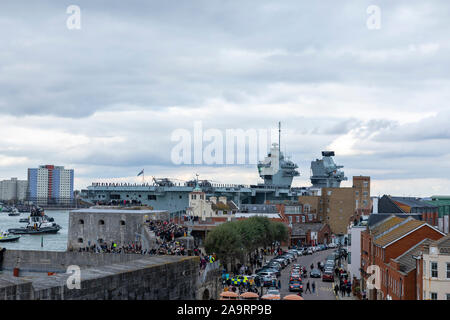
[19, 217, 30, 223]
[0, 231, 21, 242]
[8, 208, 20, 216]
[8, 206, 61, 235]
[9, 221, 61, 235]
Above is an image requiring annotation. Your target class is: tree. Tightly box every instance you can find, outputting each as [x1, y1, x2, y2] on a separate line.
[204, 216, 289, 269]
[204, 222, 243, 268]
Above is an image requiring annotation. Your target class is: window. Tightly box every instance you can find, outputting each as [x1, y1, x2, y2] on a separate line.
[363, 181, 369, 188]
[430, 292, 437, 300]
[296, 216, 300, 223]
[120, 220, 126, 226]
[447, 263, 450, 279]
[78, 238, 83, 243]
[431, 262, 438, 278]
[79, 219, 84, 225]
[99, 219, 105, 225]
[148, 195, 156, 200]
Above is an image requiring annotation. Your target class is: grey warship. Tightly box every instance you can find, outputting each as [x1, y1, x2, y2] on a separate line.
[81, 125, 347, 214]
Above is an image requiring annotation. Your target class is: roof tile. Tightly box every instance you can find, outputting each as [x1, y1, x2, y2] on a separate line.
[374, 219, 426, 247]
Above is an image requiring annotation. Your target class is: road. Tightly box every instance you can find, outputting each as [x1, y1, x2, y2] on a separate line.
[277, 248, 337, 300]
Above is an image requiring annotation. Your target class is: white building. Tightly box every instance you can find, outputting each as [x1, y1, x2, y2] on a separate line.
[186, 185, 238, 221]
[346, 215, 369, 280]
[0, 178, 28, 203]
[418, 235, 450, 300]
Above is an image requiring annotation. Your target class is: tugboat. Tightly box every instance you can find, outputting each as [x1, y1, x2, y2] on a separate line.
[0, 231, 20, 242]
[8, 207, 61, 235]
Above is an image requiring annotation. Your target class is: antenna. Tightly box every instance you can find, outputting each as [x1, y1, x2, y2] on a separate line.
[278, 121, 281, 153]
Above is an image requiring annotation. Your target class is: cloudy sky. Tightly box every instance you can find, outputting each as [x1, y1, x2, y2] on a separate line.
[1, 0, 449, 196]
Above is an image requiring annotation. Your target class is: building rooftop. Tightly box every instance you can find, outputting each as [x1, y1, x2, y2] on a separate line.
[391, 196, 438, 209]
[394, 238, 432, 274]
[239, 204, 279, 213]
[370, 215, 405, 236]
[374, 219, 426, 247]
[423, 234, 450, 255]
[367, 213, 421, 228]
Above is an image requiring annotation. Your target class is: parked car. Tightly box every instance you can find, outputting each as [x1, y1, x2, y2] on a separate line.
[257, 275, 276, 287]
[322, 270, 334, 282]
[272, 258, 287, 268]
[257, 270, 278, 279]
[259, 268, 280, 277]
[307, 248, 313, 255]
[267, 262, 282, 271]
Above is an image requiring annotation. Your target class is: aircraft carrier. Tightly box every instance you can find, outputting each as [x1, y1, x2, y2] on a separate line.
[81, 129, 347, 214]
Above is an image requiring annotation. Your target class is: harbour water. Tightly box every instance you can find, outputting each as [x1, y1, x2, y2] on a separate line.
[0, 209, 69, 251]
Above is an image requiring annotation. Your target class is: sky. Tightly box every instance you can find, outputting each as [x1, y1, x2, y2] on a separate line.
[0, 0, 449, 197]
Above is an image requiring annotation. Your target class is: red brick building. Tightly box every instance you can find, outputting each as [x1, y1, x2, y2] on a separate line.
[361, 215, 445, 300]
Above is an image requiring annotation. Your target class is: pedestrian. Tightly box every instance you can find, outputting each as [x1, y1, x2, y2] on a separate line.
[340, 285, 345, 297]
[278, 279, 281, 290]
[305, 281, 311, 293]
[312, 281, 316, 293]
[334, 284, 339, 296]
[346, 285, 351, 297]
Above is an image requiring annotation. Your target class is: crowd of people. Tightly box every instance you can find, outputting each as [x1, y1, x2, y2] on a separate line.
[334, 266, 352, 298]
[148, 220, 188, 241]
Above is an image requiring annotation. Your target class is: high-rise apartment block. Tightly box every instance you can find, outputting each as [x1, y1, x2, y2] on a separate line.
[27, 165, 74, 206]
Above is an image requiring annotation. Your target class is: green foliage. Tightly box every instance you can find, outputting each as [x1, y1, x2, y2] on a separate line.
[204, 216, 289, 264]
[204, 222, 243, 265]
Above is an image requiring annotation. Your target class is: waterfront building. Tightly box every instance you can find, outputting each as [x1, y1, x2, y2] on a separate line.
[0, 177, 28, 203]
[27, 165, 74, 206]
